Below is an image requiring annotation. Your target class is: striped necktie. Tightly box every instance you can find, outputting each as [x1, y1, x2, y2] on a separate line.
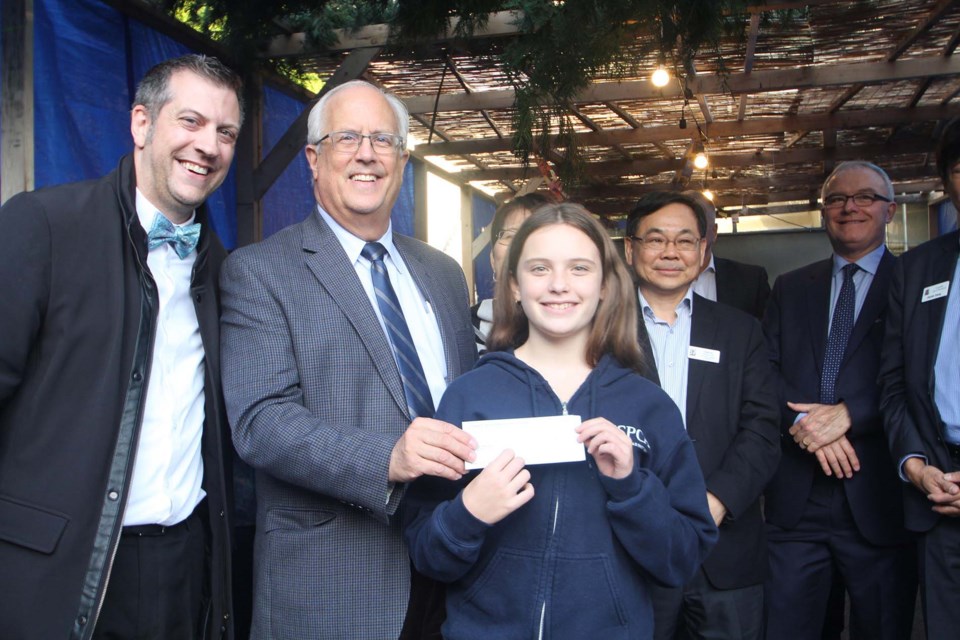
[361, 242, 435, 419]
[820, 262, 859, 404]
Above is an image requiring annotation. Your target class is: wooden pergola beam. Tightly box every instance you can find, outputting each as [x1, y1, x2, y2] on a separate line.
[423, 104, 960, 156]
[456, 137, 938, 182]
[266, 10, 524, 57]
[401, 56, 960, 115]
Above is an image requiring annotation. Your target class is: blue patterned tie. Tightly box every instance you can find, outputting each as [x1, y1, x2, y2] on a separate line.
[146, 213, 201, 259]
[362, 242, 435, 419]
[820, 263, 859, 404]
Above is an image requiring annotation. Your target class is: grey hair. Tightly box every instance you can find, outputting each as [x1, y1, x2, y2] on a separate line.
[306, 80, 409, 148]
[133, 54, 244, 126]
[821, 161, 895, 201]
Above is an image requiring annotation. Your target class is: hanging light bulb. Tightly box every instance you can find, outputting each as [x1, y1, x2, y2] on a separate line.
[702, 189, 714, 201]
[651, 66, 670, 88]
[694, 152, 709, 170]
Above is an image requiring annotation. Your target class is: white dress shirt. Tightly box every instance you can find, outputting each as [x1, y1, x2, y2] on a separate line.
[124, 190, 206, 526]
[316, 206, 449, 410]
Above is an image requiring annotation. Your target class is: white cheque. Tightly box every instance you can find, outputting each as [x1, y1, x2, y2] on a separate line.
[463, 414, 585, 470]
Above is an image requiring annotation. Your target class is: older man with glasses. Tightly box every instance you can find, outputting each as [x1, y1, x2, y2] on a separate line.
[219, 80, 478, 639]
[762, 161, 916, 640]
[624, 191, 781, 640]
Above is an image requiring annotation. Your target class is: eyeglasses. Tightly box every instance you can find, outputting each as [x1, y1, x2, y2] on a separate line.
[822, 192, 892, 210]
[495, 229, 518, 245]
[629, 234, 701, 253]
[316, 130, 404, 155]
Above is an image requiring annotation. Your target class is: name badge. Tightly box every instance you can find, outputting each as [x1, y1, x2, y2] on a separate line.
[688, 346, 721, 363]
[921, 281, 949, 303]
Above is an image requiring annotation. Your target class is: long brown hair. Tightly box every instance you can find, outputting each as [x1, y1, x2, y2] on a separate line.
[487, 203, 646, 374]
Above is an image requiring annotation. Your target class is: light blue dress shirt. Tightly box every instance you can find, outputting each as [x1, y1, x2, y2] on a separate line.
[827, 243, 886, 332]
[934, 237, 960, 444]
[639, 288, 695, 428]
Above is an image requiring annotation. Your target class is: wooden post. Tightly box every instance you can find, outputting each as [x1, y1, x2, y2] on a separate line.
[1, 0, 34, 203]
[413, 157, 429, 242]
[235, 73, 263, 247]
[460, 187, 474, 301]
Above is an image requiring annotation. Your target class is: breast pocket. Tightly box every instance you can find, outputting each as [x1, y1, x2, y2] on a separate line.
[0, 495, 69, 554]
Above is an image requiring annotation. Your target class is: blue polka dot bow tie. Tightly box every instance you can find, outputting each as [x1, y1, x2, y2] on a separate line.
[146, 213, 201, 259]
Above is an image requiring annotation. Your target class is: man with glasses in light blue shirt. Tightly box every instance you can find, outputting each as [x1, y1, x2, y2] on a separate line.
[625, 191, 780, 640]
[880, 118, 960, 639]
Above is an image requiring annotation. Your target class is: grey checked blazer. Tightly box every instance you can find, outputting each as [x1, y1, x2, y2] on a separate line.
[220, 211, 476, 639]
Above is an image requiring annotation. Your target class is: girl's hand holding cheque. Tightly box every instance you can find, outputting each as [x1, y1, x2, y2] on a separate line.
[577, 418, 634, 479]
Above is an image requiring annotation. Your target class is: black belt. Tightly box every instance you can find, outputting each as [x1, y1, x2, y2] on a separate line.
[121, 500, 205, 537]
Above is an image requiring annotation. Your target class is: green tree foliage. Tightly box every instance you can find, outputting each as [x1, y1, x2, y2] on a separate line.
[159, 0, 760, 185]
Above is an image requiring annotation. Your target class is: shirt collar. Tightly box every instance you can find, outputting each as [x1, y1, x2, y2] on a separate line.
[832, 243, 885, 277]
[315, 204, 405, 274]
[638, 286, 694, 322]
[135, 189, 196, 232]
[704, 254, 716, 274]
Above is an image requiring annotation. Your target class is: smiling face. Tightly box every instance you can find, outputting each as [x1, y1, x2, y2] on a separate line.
[305, 84, 409, 240]
[821, 166, 895, 261]
[131, 69, 241, 224]
[624, 202, 705, 304]
[510, 223, 603, 347]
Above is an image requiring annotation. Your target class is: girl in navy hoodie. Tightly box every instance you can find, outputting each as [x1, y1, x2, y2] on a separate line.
[403, 203, 717, 640]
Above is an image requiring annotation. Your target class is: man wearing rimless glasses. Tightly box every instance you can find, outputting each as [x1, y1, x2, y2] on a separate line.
[762, 161, 916, 639]
[219, 80, 476, 639]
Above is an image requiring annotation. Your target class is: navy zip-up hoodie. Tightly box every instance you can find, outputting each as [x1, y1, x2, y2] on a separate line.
[403, 352, 717, 640]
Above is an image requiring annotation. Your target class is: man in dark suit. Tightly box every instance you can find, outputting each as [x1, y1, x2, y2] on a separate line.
[879, 118, 960, 639]
[0, 55, 240, 639]
[685, 191, 771, 320]
[219, 80, 477, 639]
[763, 161, 916, 639]
[624, 191, 781, 639]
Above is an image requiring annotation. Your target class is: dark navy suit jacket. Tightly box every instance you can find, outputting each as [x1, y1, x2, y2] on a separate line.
[762, 249, 907, 547]
[714, 256, 771, 320]
[880, 230, 960, 533]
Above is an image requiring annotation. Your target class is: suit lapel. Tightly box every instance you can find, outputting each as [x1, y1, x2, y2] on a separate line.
[923, 240, 960, 375]
[686, 295, 717, 432]
[713, 257, 736, 308]
[300, 213, 409, 418]
[635, 301, 661, 385]
[394, 235, 460, 382]
[806, 259, 834, 374]
[843, 249, 893, 362]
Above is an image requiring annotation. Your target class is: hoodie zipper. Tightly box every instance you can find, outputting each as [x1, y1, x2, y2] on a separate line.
[537, 401, 570, 639]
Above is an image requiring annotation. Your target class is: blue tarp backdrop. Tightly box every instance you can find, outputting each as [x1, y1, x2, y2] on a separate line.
[21, 0, 426, 248]
[33, 0, 239, 247]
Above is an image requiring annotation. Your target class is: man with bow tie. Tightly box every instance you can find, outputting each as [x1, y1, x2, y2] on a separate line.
[0, 54, 242, 640]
